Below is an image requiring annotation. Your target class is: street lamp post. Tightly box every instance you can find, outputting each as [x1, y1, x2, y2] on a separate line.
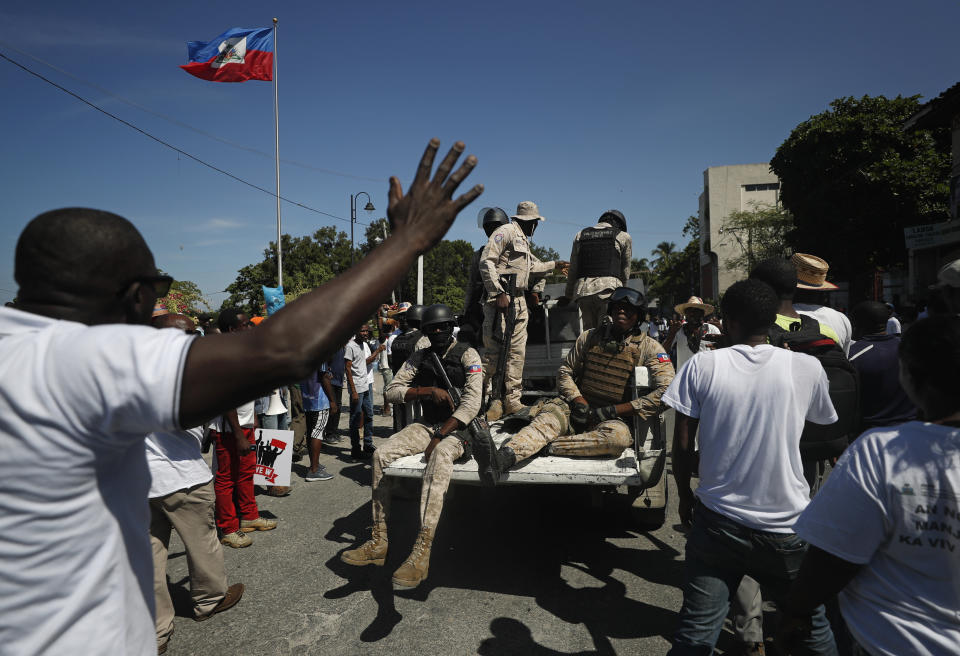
[350, 192, 375, 267]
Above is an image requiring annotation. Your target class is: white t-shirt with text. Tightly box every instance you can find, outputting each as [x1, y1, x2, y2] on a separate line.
[0, 308, 194, 655]
[794, 422, 960, 656]
[663, 344, 837, 532]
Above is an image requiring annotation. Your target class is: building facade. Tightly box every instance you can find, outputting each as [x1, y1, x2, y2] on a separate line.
[698, 164, 780, 299]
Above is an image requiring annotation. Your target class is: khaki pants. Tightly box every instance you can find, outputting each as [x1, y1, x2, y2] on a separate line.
[505, 398, 633, 461]
[371, 423, 465, 532]
[150, 480, 228, 641]
[576, 291, 613, 331]
[481, 296, 529, 409]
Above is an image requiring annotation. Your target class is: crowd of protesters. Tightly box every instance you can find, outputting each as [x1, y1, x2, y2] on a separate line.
[0, 136, 957, 656]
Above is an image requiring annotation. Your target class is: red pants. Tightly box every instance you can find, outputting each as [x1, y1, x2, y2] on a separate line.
[212, 428, 259, 533]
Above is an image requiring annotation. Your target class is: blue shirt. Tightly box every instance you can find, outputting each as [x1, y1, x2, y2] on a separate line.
[328, 347, 345, 387]
[849, 334, 916, 429]
[299, 368, 330, 412]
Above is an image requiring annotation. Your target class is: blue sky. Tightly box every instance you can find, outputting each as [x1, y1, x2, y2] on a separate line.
[2, 1, 958, 306]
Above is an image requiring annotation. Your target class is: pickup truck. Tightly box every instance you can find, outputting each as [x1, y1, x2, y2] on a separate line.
[384, 282, 669, 528]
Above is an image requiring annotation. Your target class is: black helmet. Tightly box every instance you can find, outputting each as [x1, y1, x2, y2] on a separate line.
[406, 304, 425, 329]
[599, 209, 627, 233]
[607, 286, 645, 315]
[420, 304, 456, 331]
[478, 206, 509, 237]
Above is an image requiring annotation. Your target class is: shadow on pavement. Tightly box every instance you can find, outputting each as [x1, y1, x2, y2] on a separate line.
[324, 482, 682, 650]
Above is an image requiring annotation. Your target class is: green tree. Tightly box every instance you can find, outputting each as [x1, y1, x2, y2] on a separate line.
[650, 241, 677, 272]
[721, 202, 794, 272]
[529, 241, 565, 285]
[771, 94, 950, 300]
[156, 270, 209, 316]
[647, 217, 700, 311]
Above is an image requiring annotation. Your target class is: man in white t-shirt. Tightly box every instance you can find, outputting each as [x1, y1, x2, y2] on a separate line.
[346, 325, 378, 459]
[884, 303, 901, 335]
[0, 139, 483, 654]
[663, 279, 839, 656]
[661, 296, 720, 372]
[782, 316, 960, 656]
[148, 313, 243, 654]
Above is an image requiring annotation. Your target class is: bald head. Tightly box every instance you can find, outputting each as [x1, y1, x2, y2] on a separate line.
[15, 208, 156, 300]
[152, 313, 196, 333]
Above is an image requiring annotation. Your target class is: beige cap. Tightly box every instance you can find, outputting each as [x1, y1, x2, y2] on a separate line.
[674, 296, 714, 316]
[511, 200, 545, 221]
[931, 259, 960, 289]
[792, 253, 839, 290]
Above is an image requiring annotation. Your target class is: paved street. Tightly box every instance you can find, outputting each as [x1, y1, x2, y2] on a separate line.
[162, 403, 745, 655]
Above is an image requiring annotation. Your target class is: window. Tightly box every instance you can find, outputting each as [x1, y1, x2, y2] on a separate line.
[743, 183, 780, 192]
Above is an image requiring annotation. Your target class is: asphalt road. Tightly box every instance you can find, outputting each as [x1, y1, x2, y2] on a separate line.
[161, 405, 748, 655]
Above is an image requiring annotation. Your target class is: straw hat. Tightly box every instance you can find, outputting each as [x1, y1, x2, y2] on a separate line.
[511, 200, 546, 222]
[792, 253, 838, 290]
[674, 296, 714, 316]
[388, 301, 412, 317]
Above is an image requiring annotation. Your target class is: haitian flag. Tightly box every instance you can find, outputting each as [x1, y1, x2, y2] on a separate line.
[180, 27, 273, 82]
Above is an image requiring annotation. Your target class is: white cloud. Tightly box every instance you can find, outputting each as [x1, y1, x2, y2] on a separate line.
[186, 217, 247, 232]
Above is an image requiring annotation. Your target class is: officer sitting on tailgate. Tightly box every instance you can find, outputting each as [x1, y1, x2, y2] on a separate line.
[476, 287, 674, 483]
[560, 209, 633, 330]
[389, 304, 428, 374]
[341, 304, 483, 589]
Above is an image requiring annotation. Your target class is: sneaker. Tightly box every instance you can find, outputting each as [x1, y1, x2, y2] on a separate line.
[220, 530, 252, 548]
[305, 465, 333, 482]
[362, 444, 376, 456]
[324, 433, 342, 444]
[240, 516, 278, 532]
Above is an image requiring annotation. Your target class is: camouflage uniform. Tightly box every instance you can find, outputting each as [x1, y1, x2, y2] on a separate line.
[564, 223, 633, 330]
[479, 221, 554, 410]
[371, 341, 482, 533]
[505, 328, 674, 461]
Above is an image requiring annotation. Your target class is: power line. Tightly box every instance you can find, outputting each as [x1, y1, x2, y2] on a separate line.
[0, 41, 386, 184]
[0, 50, 366, 227]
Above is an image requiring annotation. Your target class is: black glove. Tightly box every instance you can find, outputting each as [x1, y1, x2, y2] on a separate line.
[589, 405, 619, 424]
[569, 403, 590, 433]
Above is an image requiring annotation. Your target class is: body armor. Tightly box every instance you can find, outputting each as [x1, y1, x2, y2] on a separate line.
[390, 329, 422, 373]
[577, 226, 621, 279]
[579, 334, 644, 406]
[412, 342, 470, 424]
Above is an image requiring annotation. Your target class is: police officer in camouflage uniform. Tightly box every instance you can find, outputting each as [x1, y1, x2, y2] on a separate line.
[388, 304, 428, 374]
[479, 201, 568, 417]
[341, 304, 482, 589]
[562, 209, 633, 330]
[479, 287, 674, 481]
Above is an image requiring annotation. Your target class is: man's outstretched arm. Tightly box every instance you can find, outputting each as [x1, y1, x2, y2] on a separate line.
[179, 140, 483, 428]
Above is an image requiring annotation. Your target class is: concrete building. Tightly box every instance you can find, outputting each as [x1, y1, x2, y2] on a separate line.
[698, 164, 780, 299]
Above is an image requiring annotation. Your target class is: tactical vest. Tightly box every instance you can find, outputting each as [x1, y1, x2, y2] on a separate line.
[577, 226, 621, 279]
[579, 334, 644, 406]
[390, 329, 422, 373]
[412, 342, 470, 424]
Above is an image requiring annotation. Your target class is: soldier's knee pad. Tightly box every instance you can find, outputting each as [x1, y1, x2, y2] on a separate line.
[538, 398, 570, 432]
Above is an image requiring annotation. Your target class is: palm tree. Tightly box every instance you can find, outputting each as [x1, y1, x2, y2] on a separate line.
[651, 242, 676, 272]
[631, 257, 651, 283]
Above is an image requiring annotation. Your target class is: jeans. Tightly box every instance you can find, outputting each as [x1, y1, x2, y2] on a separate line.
[668, 503, 837, 656]
[349, 389, 374, 449]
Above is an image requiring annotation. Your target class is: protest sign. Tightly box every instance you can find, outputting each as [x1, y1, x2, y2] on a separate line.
[253, 428, 293, 486]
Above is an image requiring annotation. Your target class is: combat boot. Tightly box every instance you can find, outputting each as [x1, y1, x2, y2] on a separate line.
[391, 527, 433, 589]
[485, 399, 503, 422]
[341, 523, 388, 567]
[497, 445, 518, 471]
[503, 399, 525, 416]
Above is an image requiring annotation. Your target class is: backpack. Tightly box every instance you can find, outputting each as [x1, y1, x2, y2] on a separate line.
[769, 314, 860, 460]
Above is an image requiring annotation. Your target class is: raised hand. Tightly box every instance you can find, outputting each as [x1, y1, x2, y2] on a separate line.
[387, 139, 483, 254]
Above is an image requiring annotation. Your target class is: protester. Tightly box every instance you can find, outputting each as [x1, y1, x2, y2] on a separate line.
[0, 138, 482, 654]
[661, 296, 721, 372]
[325, 344, 346, 443]
[561, 209, 633, 330]
[782, 316, 960, 656]
[341, 304, 483, 588]
[664, 278, 838, 655]
[377, 310, 400, 417]
[210, 309, 279, 546]
[792, 252, 852, 356]
[345, 324, 377, 459]
[480, 287, 674, 483]
[478, 200, 567, 418]
[147, 313, 243, 653]
[848, 301, 916, 431]
[884, 303, 902, 336]
[301, 367, 334, 482]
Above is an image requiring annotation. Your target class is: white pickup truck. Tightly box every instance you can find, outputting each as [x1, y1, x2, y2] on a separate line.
[384, 282, 669, 528]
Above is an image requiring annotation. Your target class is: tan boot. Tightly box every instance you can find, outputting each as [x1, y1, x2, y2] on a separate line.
[392, 527, 433, 588]
[341, 523, 388, 566]
[503, 399, 525, 416]
[485, 399, 503, 422]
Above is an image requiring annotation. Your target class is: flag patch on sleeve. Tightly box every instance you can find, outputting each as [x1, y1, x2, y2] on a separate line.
[467, 364, 482, 373]
[657, 353, 671, 363]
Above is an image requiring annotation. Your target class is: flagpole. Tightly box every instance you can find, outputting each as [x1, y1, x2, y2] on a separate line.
[272, 17, 282, 289]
